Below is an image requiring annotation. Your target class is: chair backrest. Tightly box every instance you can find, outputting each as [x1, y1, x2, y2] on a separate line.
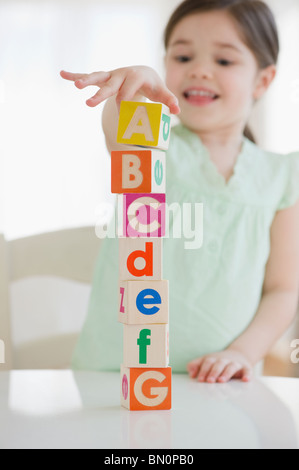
[0, 234, 12, 370]
[0, 226, 102, 370]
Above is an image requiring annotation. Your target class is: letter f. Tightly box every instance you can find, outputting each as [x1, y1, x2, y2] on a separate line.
[137, 329, 151, 364]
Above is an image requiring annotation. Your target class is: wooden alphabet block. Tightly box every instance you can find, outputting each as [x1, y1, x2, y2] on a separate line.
[121, 365, 172, 410]
[123, 324, 169, 368]
[119, 280, 168, 324]
[117, 193, 166, 238]
[117, 101, 171, 150]
[119, 238, 162, 281]
[111, 149, 166, 194]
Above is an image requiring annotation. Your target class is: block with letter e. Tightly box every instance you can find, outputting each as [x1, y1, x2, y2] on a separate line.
[123, 324, 169, 368]
[119, 280, 168, 324]
[117, 101, 171, 150]
[118, 193, 166, 238]
[121, 365, 172, 411]
[111, 149, 166, 194]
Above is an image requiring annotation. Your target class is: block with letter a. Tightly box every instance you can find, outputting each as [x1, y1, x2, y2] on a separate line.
[117, 193, 166, 238]
[111, 149, 166, 194]
[119, 280, 169, 324]
[121, 365, 172, 411]
[117, 101, 171, 150]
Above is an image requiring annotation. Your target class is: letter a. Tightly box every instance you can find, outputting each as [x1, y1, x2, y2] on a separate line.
[122, 106, 154, 142]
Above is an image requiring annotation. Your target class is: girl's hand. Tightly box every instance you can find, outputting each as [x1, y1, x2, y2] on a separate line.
[60, 66, 180, 114]
[187, 349, 253, 383]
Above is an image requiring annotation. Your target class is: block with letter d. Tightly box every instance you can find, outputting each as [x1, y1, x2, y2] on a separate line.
[118, 193, 166, 238]
[119, 280, 168, 324]
[123, 324, 169, 368]
[117, 101, 171, 150]
[119, 238, 162, 281]
[111, 149, 166, 194]
[121, 365, 172, 411]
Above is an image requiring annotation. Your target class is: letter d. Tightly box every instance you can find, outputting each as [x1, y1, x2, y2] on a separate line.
[127, 242, 153, 277]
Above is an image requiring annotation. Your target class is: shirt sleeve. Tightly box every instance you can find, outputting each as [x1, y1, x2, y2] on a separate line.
[277, 151, 299, 210]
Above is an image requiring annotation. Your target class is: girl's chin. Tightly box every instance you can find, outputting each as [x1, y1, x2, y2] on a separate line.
[178, 115, 219, 133]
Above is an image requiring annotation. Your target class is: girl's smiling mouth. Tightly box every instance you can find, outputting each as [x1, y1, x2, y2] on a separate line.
[183, 87, 220, 105]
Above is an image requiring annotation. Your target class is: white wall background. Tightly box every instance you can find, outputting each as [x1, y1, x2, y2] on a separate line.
[0, 0, 298, 240]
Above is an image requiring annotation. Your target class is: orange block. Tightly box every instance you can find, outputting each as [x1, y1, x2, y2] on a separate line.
[111, 149, 165, 194]
[121, 365, 172, 411]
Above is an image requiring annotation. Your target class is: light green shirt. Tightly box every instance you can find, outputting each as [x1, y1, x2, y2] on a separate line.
[72, 124, 299, 373]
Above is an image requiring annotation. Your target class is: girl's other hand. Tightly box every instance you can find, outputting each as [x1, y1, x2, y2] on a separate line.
[60, 66, 180, 114]
[187, 349, 253, 383]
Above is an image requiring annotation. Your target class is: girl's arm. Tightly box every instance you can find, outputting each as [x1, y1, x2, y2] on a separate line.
[188, 200, 299, 382]
[60, 67, 180, 152]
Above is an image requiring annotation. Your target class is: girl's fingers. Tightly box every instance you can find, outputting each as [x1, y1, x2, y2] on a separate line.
[60, 70, 112, 89]
[75, 71, 112, 89]
[153, 87, 180, 115]
[116, 75, 146, 105]
[206, 360, 230, 383]
[217, 363, 243, 383]
[187, 358, 204, 378]
[196, 357, 217, 382]
[141, 82, 180, 115]
[60, 70, 87, 82]
[61, 68, 180, 114]
[86, 75, 125, 107]
[241, 367, 253, 382]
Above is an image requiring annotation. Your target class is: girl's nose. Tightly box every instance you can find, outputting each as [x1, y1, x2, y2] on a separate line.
[188, 62, 213, 80]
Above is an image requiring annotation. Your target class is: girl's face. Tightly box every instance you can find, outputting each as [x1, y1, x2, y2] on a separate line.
[165, 10, 274, 136]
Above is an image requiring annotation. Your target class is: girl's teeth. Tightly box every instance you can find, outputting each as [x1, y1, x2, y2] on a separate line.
[186, 90, 217, 98]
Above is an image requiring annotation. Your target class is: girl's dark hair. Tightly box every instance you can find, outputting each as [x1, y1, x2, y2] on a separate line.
[164, 0, 280, 143]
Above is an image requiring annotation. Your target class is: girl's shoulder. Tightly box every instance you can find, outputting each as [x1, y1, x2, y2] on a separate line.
[243, 139, 299, 210]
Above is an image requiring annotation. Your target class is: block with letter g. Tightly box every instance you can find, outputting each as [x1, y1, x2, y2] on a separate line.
[121, 365, 172, 411]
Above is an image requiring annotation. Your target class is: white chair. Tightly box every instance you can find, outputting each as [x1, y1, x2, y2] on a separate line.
[0, 227, 102, 370]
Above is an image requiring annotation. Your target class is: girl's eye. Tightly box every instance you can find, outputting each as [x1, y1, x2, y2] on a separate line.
[217, 59, 233, 66]
[175, 55, 191, 63]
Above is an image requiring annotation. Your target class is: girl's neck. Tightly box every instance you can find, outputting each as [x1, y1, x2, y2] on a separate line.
[196, 127, 245, 183]
[197, 127, 244, 154]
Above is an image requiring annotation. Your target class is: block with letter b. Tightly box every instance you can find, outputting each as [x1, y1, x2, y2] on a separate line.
[117, 101, 171, 150]
[121, 365, 172, 411]
[123, 324, 169, 368]
[119, 280, 168, 324]
[111, 149, 166, 194]
[119, 238, 162, 281]
[118, 193, 166, 238]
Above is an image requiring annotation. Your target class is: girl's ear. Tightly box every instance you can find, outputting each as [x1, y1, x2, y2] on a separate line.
[253, 65, 277, 100]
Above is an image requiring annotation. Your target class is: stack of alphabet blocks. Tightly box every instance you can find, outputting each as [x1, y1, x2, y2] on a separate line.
[111, 101, 172, 411]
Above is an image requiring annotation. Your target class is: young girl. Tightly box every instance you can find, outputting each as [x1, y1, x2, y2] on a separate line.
[61, 0, 299, 383]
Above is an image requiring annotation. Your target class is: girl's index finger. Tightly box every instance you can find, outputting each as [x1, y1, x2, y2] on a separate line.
[60, 70, 85, 82]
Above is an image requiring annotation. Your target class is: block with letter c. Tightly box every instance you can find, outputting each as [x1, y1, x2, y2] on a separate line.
[118, 193, 166, 238]
[121, 365, 172, 411]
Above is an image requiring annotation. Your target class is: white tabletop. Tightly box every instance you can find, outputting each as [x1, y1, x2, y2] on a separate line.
[0, 370, 298, 449]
